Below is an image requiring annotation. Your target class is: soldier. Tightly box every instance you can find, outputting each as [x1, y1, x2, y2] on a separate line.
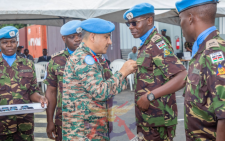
[0, 26, 48, 140]
[123, 3, 187, 140]
[62, 18, 137, 140]
[44, 20, 82, 141]
[161, 29, 171, 44]
[176, 0, 225, 140]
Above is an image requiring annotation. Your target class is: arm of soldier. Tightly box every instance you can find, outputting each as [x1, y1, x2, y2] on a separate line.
[216, 119, 225, 141]
[137, 42, 187, 111]
[29, 63, 48, 107]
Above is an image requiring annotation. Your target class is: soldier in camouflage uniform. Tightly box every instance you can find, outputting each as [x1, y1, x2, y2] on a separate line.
[176, 0, 225, 140]
[0, 26, 48, 141]
[62, 18, 137, 141]
[123, 3, 187, 140]
[44, 20, 82, 141]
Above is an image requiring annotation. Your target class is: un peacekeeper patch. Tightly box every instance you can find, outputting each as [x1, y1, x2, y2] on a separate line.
[216, 63, 225, 76]
[85, 55, 95, 65]
[210, 51, 224, 64]
[156, 40, 167, 50]
[20, 69, 32, 73]
[164, 48, 172, 57]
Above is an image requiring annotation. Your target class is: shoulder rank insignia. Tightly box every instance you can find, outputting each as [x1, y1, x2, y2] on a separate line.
[206, 39, 220, 49]
[51, 50, 64, 58]
[210, 51, 224, 64]
[164, 48, 172, 57]
[85, 55, 95, 65]
[156, 40, 167, 50]
[151, 35, 161, 43]
[216, 63, 225, 76]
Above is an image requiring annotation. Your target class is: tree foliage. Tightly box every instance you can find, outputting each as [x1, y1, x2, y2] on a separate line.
[0, 24, 27, 29]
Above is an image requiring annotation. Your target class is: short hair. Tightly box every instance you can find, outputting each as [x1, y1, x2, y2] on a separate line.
[24, 49, 29, 52]
[43, 49, 47, 51]
[132, 46, 137, 50]
[142, 13, 155, 24]
[81, 30, 91, 40]
[184, 3, 217, 24]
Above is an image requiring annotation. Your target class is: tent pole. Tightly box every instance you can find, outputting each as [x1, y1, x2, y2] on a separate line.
[63, 18, 67, 48]
[180, 27, 183, 53]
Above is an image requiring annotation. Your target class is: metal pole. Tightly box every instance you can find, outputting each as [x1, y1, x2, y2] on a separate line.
[180, 27, 183, 53]
[63, 18, 67, 48]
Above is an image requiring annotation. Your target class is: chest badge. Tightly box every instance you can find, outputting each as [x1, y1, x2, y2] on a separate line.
[156, 40, 167, 50]
[216, 63, 225, 76]
[164, 48, 172, 57]
[85, 55, 95, 65]
[210, 51, 224, 64]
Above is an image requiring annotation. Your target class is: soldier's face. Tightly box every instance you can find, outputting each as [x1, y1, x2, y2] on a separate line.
[128, 16, 153, 38]
[0, 38, 18, 56]
[93, 33, 112, 54]
[63, 33, 82, 51]
[179, 12, 195, 42]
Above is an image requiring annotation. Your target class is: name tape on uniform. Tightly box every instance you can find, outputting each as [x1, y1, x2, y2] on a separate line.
[20, 69, 32, 73]
[156, 40, 167, 50]
[210, 51, 224, 64]
[85, 55, 95, 65]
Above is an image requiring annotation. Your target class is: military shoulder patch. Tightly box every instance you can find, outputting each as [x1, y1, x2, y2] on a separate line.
[216, 63, 225, 76]
[210, 51, 224, 64]
[156, 40, 167, 50]
[164, 48, 172, 57]
[51, 50, 64, 58]
[85, 55, 95, 65]
[151, 35, 161, 43]
[206, 39, 220, 49]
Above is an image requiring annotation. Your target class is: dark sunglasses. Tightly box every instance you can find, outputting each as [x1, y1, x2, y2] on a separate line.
[125, 17, 149, 27]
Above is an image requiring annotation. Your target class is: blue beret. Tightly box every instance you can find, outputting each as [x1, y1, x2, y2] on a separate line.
[176, 0, 219, 13]
[81, 18, 115, 34]
[60, 20, 82, 36]
[161, 29, 167, 32]
[123, 3, 154, 20]
[0, 26, 18, 40]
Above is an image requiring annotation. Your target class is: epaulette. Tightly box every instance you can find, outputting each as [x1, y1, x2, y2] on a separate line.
[51, 50, 64, 58]
[206, 39, 220, 49]
[151, 34, 162, 43]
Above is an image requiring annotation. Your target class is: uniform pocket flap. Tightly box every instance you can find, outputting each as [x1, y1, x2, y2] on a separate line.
[19, 72, 33, 77]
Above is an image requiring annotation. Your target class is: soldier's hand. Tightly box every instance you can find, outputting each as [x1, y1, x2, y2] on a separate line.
[137, 94, 150, 111]
[119, 60, 137, 77]
[39, 96, 48, 108]
[47, 121, 56, 140]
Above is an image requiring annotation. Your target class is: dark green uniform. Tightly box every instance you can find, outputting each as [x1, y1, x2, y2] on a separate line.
[0, 55, 40, 141]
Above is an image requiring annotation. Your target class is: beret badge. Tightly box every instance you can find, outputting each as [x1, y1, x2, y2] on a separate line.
[76, 27, 82, 33]
[9, 31, 15, 37]
[126, 12, 133, 20]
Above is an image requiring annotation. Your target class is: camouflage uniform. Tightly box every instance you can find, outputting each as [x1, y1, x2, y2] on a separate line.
[164, 35, 171, 44]
[43, 49, 70, 141]
[0, 55, 40, 141]
[184, 30, 225, 140]
[62, 43, 127, 141]
[135, 28, 186, 141]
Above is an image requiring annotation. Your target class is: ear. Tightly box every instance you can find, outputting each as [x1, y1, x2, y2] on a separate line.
[62, 36, 66, 43]
[147, 16, 153, 26]
[89, 33, 95, 43]
[189, 13, 194, 25]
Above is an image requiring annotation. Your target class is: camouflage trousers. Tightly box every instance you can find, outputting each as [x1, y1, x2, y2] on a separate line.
[137, 125, 176, 141]
[55, 125, 62, 141]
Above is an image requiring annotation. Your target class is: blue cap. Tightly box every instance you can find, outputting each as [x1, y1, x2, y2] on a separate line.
[60, 20, 82, 36]
[81, 18, 115, 34]
[176, 0, 219, 13]
[123, 3, 154, 20]
[0, 26, 18, 39]
[161, 29, 167, 32]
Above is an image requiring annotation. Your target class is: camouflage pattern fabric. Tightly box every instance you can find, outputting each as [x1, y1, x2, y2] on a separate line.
[164, 35, 171, 44]
[55, 125, 62, 141]
[44, 49, 70, 126]
[43, 48, 70, 141]
[62, 43, 127, 141]
[135, 28, 186, 138]
[0, 55, 39, 140]
[184, 30, 225, 140]
[137, 125, 176, 141]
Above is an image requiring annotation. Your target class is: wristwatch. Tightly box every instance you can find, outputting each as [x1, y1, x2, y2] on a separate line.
[147, 93, 155, 102]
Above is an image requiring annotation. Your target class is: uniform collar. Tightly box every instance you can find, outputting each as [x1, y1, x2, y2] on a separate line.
[67, 47, 74, 55]
[140, 26, 155, 46]
[138, 28, 158, 50]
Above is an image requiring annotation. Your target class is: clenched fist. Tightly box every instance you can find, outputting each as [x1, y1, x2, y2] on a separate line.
[119, 60, 137, 77]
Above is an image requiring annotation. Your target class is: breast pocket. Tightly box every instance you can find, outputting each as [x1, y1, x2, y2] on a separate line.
[19, 72, 33, 90]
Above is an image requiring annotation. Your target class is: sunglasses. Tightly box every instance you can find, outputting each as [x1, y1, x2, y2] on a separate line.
[125, 17, 149, 27]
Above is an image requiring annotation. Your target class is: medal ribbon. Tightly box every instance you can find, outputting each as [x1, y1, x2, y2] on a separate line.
[91, 53, 98, 62]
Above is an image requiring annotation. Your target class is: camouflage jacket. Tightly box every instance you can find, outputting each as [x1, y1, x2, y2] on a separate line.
[184, 30, 225, 140]
[0, 55, 39, 135]
[62, 43, 127, 140]
[43, 49, 70, 126]
[135, 28, 186, 127]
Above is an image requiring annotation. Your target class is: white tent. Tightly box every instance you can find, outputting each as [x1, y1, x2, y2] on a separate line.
[0, 0, 178, 26]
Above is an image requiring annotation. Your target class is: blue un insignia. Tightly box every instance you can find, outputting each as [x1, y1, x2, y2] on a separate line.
[85, 55, 95, 65]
